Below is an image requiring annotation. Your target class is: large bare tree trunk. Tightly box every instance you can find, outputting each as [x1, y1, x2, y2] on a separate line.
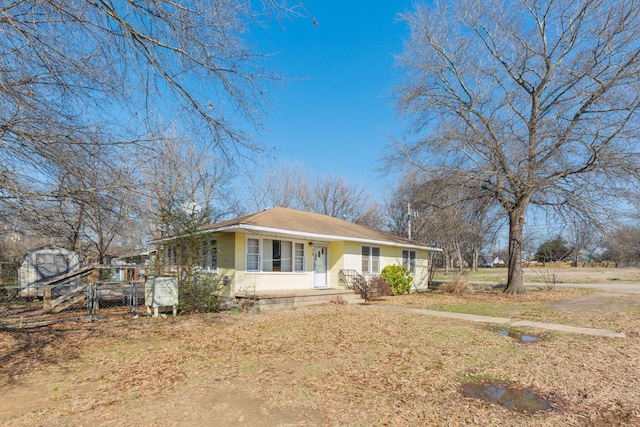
[395, 1, 640, 297]
[443, 247, 450, 275]
[454, 240, 463, 271]
[472, 243, 478, 271]
[504, 203, 527, 294]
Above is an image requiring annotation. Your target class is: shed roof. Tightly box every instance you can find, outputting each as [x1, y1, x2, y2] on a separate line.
[21, 244, 77, 263]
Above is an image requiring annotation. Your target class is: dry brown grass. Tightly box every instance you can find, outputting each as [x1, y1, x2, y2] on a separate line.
[375, 287, 640, 331]
[436, 267, 640, 285]
[1, 290, 640, 426]
[438, 273, 475, 294]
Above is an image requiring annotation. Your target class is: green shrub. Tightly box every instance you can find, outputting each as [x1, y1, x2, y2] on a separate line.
[380, 265, 413, 295]
[179, 273, 226, 313]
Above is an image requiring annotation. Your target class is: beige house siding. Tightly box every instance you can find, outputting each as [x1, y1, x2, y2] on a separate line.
[328, 241, 344, 289]
[234, 232, 246, 272]
[232, 232, 316, 292]
[341, 241, 362, 272]
[215, 232, 236, 292]
[413, 251, 430, 290]
[339, 242, 431, 290]
[155, 208, 440, 295]
[217, 233, 235, 270]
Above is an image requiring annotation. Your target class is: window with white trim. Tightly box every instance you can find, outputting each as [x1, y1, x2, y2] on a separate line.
[294, 243, 305, 272]
[361, 246, 380, 274]
[246, 238, 260, 271]
[166, 246, 177, 265]
[263, 239, 292, 272]
[402, 250, 416, 274]
[246, 238, 305, 273]
[165, 245, 186, 265]
[200, 239, 218, 272]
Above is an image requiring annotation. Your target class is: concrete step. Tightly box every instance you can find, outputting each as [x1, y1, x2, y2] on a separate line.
[250, 290, 364, 311]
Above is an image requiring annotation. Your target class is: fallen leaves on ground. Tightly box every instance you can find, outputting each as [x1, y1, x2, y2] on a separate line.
[1, 291, 639, 426]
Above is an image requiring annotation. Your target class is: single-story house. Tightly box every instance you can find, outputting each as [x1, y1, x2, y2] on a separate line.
[155, 207, 441, 295]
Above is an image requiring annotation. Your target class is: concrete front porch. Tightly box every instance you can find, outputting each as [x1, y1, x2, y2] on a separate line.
[235, 288, 364, 311]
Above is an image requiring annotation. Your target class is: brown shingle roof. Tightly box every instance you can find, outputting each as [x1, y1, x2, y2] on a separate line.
[201, 207, 437, 249]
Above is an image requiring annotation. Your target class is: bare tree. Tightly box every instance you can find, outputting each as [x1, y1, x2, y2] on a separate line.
[0, 0, 299, 244]
[354, 203, 386, 231]
[5, 139, 141, 263]
[602, 225, 640, 265]
[392, 0, 640, 294]
[385, 174, 461, 272]
[247, 161, 311, 211]
[301, 174, 372, 223]
[565, 219, 601, 265]
[140, 135, 234, 239]
[80, 163, 137, 264]
[248, 162, 376, 224]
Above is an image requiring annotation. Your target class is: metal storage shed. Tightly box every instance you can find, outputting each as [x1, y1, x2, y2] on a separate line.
[18, 244, 81, 296]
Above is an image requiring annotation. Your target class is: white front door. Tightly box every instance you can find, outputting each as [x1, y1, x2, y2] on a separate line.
[313, 245, 328, 288]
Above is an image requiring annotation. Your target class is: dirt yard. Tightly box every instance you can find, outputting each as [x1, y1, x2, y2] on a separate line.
[1, 287, 640, 426]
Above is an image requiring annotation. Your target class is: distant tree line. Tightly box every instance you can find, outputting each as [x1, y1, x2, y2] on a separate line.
[533, 229, 640, 266]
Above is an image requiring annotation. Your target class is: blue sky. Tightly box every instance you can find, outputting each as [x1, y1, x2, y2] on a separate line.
[251, 1, 416, 195]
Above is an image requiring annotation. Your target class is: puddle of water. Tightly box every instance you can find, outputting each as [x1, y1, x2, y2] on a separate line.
[460, 381, 554, 413]
[492, 329, 539, 342]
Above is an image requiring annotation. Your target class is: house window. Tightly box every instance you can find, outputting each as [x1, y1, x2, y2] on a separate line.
[246, 238, 260, 271]
[362, 246, 380, 274]
[166, 246, 177, 265]
[294, 243, 305, 272]
[403, 250, 416, 274]
[263, 239, 293, 272]
[246, 238, 305, 273]
[200, 239, 218, 272]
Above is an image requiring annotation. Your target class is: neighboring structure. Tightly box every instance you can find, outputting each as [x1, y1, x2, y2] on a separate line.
[18, 244, 81, 295]
[110, 250, 156, 282]
[155, 207, 441, 295]
[111, 250, 156, 266]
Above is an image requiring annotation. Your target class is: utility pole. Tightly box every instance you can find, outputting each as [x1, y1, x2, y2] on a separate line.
[407, 202, 412, 240]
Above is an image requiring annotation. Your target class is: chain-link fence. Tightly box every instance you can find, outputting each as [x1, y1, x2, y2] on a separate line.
[0, 283, 88, 327]
[88, 281, 145, 321]
[0, 264, 232, 326]
[0, 265, 152, 326]
[0, 261, 19, 286]
[0, 285, 42, 318]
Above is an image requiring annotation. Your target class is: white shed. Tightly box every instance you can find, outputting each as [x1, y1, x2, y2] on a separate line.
[18, 245, 81, 296]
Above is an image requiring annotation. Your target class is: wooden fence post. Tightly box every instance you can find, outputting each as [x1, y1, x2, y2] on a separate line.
[43, 286, 51, 312]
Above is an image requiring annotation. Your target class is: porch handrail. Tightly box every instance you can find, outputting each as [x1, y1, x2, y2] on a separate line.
[338, 269, 366, 292]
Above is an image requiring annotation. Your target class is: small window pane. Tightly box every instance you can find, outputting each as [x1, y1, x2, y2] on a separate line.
[272, 240, 281, 271]
[211, 240, 218, 271]
[281, 241, 292, 272]
[410, 251, 416, 273]
[262, 239, 273, 271]
[403, 250, 416, 274]
[295, 243, 305, 272]
[371, 247, 380, 273]
[247, 238, 260, 271]
[201, 239, 217, 271]
[362, 246, 370, 273]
